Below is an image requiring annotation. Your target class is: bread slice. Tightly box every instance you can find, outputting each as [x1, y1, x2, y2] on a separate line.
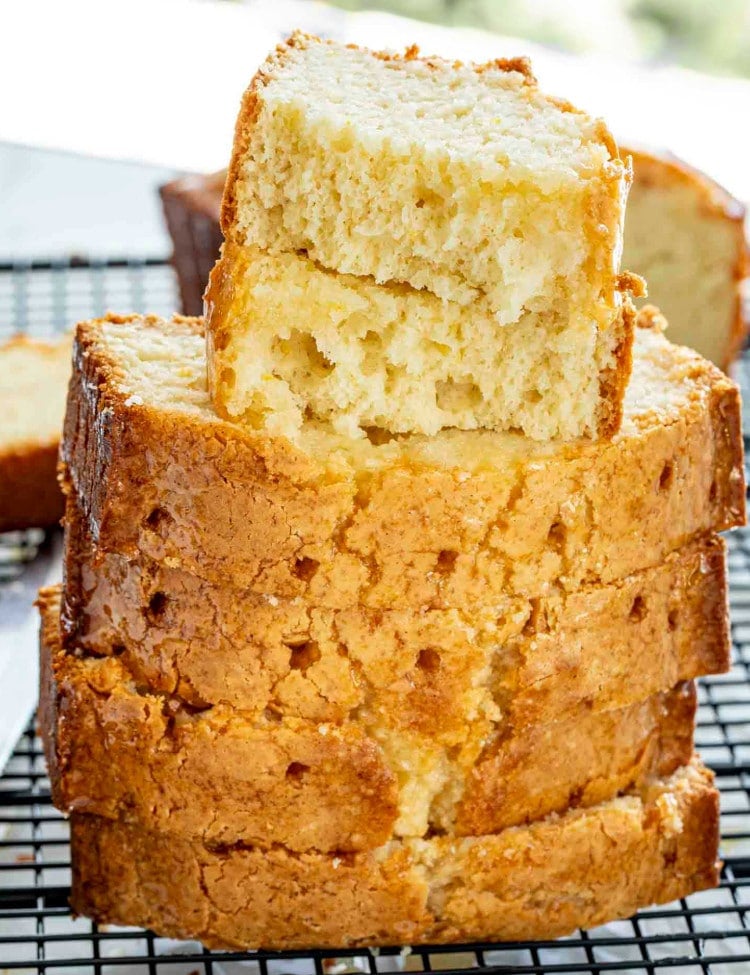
[0, 334, 71, 532]
[40, 586, 696, 846]
[623, 146, 748, 371]
[70, 759, 718, 949]
[206, 243, 636, 441]
[218, 33, 633, 440]
[61, 314, 744, 605]
[62, 489, 729, 737]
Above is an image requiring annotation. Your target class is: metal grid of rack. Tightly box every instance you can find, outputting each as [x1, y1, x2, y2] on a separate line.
[0, 259, 749, 973]
[0, 258, 179, 341]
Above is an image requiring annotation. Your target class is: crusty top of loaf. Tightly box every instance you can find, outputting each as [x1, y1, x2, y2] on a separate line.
[222, 32, 622, 236]
[71, 311, 739, 480]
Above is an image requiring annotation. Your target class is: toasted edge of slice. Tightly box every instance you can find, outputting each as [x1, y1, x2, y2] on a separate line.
[69, 758, 718, 949]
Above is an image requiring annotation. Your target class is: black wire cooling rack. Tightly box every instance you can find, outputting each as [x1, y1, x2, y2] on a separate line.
[0, 258, 749, 974]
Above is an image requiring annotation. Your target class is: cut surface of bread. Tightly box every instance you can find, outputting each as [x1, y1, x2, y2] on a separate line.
[623, 146, 748, 370]
[61, 314, 745, 603]
[207, 243, 635, 441]
[62, 493, 729, 737]
[40, 586, 697, 845]
[70, 759, 718, 949]
[219, 33, 633, 440]
[0, 333, 71, 531]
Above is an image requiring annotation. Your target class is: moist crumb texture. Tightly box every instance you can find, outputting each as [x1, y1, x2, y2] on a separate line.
[0, 333, 72, 531]
[214, 32, 634, 440]
[207, 243, 632, 441]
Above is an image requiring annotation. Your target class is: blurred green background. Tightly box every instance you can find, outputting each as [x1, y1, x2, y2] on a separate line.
[327, 0, 750, 77]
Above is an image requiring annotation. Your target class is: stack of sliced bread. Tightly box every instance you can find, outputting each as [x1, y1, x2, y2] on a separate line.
[40, 33, 746, 950]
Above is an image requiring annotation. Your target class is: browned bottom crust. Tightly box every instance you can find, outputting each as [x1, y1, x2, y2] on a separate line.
[0, 443, 63, 532]
[41, 586, 696, 849]
[69, 759, 719, 950]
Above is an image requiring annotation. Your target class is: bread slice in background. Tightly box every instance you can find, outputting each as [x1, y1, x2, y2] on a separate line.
[623, 146, 748, 371]
[0, 334, 71, 533]
[160, 171, 225, 317]
[218, 32, 633, 440]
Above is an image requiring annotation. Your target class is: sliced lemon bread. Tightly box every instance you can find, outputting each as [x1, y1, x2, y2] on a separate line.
[62, 496, 729, 730]
[216, 33, 634, 440]
[206, 246, 637, 442]
[70, 760, 718, 949]
[40, 583, 699, 846]
[623, 146, 748, 370]
[62, 314, 744, 604]
[0, 334, 71, 532]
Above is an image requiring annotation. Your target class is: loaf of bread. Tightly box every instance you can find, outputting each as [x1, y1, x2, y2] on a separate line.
[623, 146, 748, 370]
[70, 759, 719, 949]
[40, 584, 700, 846]
[61, 313, 744, 606]
[62, 492, 729, 742]
[216, 33, 634, 440]
[160, 171, 225, 317]
[44, 31, 741, 952]
[0, 333, 71, 532]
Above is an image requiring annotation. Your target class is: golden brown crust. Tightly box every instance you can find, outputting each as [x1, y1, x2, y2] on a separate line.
[455, 680, 695, 834]
[595, 292, 635, 438]
[61, 489, 729, 734]
[41, 585, 700, 846]
[39, 585, 398, 852]
[61, 315, 745, 606]
[625, 145, 749, 370]
[69, 760, 719, 949]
